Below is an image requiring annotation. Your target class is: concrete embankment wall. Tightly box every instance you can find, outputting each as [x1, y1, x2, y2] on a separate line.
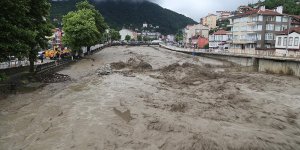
[258, 59, 300, 76]
[160, 44, 300, 77]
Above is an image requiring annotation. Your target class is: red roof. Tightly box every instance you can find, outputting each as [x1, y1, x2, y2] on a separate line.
[278, 27, 300, 35]
[234, 8, 283, 18]
[213, 30, 228, 35]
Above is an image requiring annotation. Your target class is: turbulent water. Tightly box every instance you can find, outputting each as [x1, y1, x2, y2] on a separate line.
[1, 46, 300, 150]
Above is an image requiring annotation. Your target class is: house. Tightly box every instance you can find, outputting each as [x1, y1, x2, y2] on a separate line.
[198, 36, 209, 49]
[216, 11, 232, 20]
[201, 14, 217, 29]
[143, 22, 148, 28]
[209, 30, 230, 50]
[227, 6, 297, 54]
[119, 29, 137, 41]
[275, 27, 300, 56]
[183, 24, 209, 47]
[47, 28, 63, 50]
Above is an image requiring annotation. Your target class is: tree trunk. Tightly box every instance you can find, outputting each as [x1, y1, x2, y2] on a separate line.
[87, 46, 91, 55]
[29, 49, 36, 73]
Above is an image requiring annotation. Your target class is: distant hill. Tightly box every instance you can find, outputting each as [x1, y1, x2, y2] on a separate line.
[50, 0, 197, 34]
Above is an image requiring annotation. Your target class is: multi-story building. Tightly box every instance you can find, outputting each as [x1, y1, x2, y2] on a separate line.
[228, 6, 292, 54]
[216, 11, 232, 20]
[183, 24, 209, 47]
[201, 14, 217, 29]
[275, 27, 300, 56]
[119, 29, 137, 41]
[209, 30, 231, 50]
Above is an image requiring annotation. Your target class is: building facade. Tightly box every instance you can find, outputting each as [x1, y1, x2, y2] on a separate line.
[209, 30, 230, 50]
[119, 29, 137, 41]
[216, 11, 232, 20]
[228, 6, 291, 54]
[201, 14, 217, 29]
[183, 24, 209, 47]
[275, 27, 300, 56]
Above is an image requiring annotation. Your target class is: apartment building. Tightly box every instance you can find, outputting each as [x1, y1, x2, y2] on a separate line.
[275, 27, 300, 56]
[228, 6, 291, 53]
[209, 30, 230, 50]
[119, 29, 137, 41]
[201, 14, 217, 29]
[183, 24, 209, 47]
[216, 11, 232, 20]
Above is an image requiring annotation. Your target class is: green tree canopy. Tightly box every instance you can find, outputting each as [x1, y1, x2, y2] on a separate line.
[125, 35, 131, 42]
[137, 35, 142, 41]
[110, 29, 121, 41]
[63, 9, 100, 52]
[76, 0, 108, 35]
[0, 0, 52, 72]
[0, 0, 33, 62]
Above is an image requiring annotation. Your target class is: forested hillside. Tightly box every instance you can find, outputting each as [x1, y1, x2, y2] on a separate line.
[50, 0, 197, 34]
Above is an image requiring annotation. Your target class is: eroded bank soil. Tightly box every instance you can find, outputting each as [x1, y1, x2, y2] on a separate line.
[1, 46, 300, 150]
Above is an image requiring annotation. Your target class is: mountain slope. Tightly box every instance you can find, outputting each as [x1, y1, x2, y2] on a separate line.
[50, 0, 197, 34]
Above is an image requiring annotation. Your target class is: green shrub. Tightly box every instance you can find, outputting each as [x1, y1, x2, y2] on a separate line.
[0, 73, 7, 82]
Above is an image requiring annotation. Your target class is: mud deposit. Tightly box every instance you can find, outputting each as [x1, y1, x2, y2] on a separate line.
[1, 46, 300, 150]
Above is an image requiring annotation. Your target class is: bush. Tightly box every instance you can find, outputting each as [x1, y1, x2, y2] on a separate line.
[0, 73, 7, 82]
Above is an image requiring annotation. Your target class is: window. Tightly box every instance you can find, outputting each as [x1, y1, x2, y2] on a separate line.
[265, 33, 274, 40]
[282, 25, 288, 30]
[241, 26, 247, 31]
[275, 25, 281, 31]
[267, 16, 275, 21]
[289, 37, 293, 46]
[266, 24, 274, 30]
[276, 16, 282, 22]
[295, 37, 299, 46]
[277, 37, 282, 46]
[282, 17, 288, 22]
[252, 16, 257, 22]
[257, 34, 261, 40]
[257, 25, 262, 31]
[234, 35, 239, 40]
[258, 15, 263, 21]
[283, 37, 287, 46]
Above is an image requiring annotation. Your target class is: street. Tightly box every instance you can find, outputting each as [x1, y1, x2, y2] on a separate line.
[0, 46, 300, 150]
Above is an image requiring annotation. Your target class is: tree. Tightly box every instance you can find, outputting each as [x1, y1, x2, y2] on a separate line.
[63, 9, 100, 54]
[63, 0, 108, 54]
[0, 0, 32, 62]
[125, 35, 131, 42]
[27, 0, 53, 72]
[143, 36, 150, 42]
[175, 32, 183, 43]
[0, 0, 52, 72]
[76, 0, 108, 39]
[137, 35, 142, 41]
[110, 29, 121, 41]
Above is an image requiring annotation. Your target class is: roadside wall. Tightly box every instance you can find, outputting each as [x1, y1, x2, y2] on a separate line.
[160, 44, 300, 77]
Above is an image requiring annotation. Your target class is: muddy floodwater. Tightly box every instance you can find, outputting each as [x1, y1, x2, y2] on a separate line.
[1, 46, 300, 150]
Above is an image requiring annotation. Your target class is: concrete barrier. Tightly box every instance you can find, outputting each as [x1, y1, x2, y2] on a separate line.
[160, 44, 300, 77]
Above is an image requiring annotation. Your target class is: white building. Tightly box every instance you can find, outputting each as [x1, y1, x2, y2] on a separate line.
[209, 30, 230, 50]
[143, 23, 148, 28]
[183, 24, 209, 47]
[119, 29, 137, 41]
[275, 27, 300, 56]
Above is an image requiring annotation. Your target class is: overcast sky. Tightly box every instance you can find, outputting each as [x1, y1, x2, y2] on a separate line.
[155, 0, 259, 21]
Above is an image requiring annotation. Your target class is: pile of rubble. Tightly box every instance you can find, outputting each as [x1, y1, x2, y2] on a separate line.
[96, 58, 153, 76]
[96, 64, 113, 76]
